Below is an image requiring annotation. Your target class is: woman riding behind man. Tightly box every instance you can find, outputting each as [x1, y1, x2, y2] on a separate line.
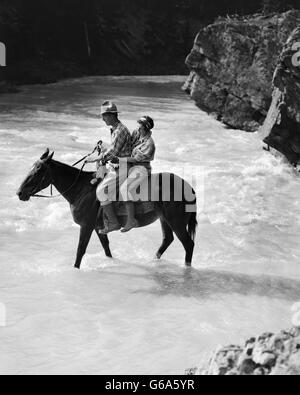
[119, 116, 156, 232]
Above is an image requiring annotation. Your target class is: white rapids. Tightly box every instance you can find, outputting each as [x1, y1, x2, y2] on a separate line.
[0, 76, 300, 375]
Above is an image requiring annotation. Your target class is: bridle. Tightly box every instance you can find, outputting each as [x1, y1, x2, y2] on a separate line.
[31, 161, 86, 199]
[29, 142, 103, 199]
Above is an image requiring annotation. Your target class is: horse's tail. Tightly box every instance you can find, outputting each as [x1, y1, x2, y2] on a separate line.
[187, 189, 198, 242]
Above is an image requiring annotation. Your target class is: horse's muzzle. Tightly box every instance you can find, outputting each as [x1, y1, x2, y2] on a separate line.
[17, 189, 30, 201]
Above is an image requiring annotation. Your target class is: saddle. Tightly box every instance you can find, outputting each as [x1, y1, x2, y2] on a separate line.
[114, 201, 155, 216]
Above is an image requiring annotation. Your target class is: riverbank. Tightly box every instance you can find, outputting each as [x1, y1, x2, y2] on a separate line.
[0, 81, 19, 94]
[187, 326, 300, 375]
[1, 58, 191, 88]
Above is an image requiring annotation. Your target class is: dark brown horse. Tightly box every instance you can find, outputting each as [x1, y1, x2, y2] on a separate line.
[17, 149, 197, 269]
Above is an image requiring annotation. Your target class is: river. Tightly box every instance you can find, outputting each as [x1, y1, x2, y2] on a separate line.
[0, 76, 300, 375]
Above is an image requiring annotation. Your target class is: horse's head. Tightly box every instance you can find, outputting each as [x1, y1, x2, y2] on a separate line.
[17, 149, 54, 201]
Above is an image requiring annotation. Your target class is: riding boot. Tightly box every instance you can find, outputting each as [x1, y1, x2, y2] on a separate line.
[99, 204, 121, 234]
[121, 202, 138, 233]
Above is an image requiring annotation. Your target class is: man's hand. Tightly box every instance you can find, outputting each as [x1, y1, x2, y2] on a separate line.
[85, 152, 104, 164]
[96, 159, 105, 167]
[84, 156, 94, 164]
[96, 140, 103, 154]
[90, 178, 99, 186]
[110, 157, 120, 165]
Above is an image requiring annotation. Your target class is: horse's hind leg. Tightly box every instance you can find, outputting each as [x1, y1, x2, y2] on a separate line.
[156, 219, 174, 260]
[96, 232, 113, 258]
[173, 226, 195, 267]
[74, 225, 93, 269]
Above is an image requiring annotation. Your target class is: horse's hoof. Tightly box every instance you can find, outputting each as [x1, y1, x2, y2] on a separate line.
[74, 265, 80, 270]
[155, 253, 162, 260]
[185, 262, 192, 267]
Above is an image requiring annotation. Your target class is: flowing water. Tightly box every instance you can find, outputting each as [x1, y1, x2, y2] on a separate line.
[1, 76, 300, 375]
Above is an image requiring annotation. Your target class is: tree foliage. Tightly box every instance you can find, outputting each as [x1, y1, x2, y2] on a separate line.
[0, 0, 299, 80]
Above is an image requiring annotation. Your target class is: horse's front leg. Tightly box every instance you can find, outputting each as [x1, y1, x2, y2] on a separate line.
[74, 225, 94, 269]
[95, 232, 113, 258]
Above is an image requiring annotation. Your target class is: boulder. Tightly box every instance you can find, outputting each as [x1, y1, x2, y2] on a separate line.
[261, 26, 300, 165]
[183, 11, 300, 133]
[188, 327, 300, 375]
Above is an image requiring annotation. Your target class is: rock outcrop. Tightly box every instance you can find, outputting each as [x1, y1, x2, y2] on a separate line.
[261, 26, 300, 165]
[183, 11, 300, 132]
[186, 327, 300, 375]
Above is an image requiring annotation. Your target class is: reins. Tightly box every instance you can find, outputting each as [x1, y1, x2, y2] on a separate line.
[31, 142, 103, 199]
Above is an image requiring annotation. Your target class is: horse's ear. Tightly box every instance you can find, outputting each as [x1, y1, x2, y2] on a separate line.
[40, 148, 50, 160]
[45, 151, 54, 162]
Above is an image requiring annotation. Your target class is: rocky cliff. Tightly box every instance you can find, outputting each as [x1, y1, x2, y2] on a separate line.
[186, 327, 300, 375]
[261, 26, 300, 165]
[183, 10, 300, 133]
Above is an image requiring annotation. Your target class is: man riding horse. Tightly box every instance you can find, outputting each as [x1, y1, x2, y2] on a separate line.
[86, 101, 132, 234]
[87, 101, 156, 234]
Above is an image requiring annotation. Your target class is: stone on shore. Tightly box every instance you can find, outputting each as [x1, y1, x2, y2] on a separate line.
[186, 327, 300, 375]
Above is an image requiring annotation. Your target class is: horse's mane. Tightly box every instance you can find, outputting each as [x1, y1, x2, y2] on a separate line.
[51, 159, 95, 176]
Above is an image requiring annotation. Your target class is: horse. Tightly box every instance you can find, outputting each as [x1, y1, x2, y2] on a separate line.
[17, 149, 198, 269]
